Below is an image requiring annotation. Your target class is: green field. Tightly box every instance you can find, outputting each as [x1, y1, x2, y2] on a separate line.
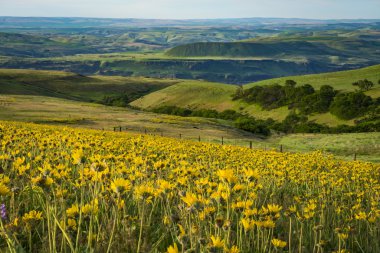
[0, 94, 257, 140]
[245, 64, 380, 92]
[131, 80, 237, 110]
[0, 68, 177, 103]
[0, 67, 379, 162]
[165, 34, 380, 68]
[2, 66, 378, 128]
[131, 64, 380, 124]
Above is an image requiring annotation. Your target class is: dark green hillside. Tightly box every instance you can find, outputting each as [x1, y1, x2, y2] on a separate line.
[165, 35, 380, 64]
[0, 32, 89, 57]
[0, 58, 338, 84]
[166, 41, 335, 57]
[0, 69, 176, 104]
[133, 64, 380, 127]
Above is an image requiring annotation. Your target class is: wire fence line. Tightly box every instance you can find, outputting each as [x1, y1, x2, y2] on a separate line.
[110, 125, 361, 161]
[111, 125, 274, 148]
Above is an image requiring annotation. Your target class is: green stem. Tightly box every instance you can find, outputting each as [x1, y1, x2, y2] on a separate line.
[289, 217, 292, 253]
[137, 201, 145, 253]
[106, 206, 118, 253]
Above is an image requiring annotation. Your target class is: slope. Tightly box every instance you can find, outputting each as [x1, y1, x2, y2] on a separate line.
[244, 64, 380, 93]
[131, 64, 380, 124]
[0, 68, 177, 103]
[130, 80, 237, 111]
[166, 41, 335, 58]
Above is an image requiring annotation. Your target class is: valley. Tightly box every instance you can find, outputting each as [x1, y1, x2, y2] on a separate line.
[1, 12, 380, 253]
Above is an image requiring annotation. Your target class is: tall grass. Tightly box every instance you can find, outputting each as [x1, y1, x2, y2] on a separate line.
[0, 121, 379, 252]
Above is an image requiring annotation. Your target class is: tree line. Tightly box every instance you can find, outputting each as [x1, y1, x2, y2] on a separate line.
[151, 104, 380, 137]
[232, 79, 379, 120]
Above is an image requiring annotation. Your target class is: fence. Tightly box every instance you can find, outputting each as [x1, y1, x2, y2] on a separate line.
[111, 126, 359, 160]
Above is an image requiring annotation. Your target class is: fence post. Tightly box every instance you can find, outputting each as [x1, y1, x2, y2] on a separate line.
[198, 136, 201, 142]
[280, 145, 283, 153]
[144, 129, 147, 134]
[250, 141, 252, 149]
[179, 133, 182, 139]
[222, 136, 224, 145]
[354, 153, 357, 161]
[119, 127, 122, 132]
[113, 127, 116, 132]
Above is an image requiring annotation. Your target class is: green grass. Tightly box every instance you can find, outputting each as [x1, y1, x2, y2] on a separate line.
[308, 113, 356, 126]
[3, 66, 374, 129]
[165, 41, 332, 58]
[244, 64, 380, 94]
[277, 133, 380, 163]
[130, 80, 237, 111]
[164, 34, 380, 69]
[0, 94, 257, 140]
[131, 64, 380, 125]
[1, 67, 379, 162]
[0, 68, 177, 102]
[41, 51, 277, 62]
[0, 94, 379, 162]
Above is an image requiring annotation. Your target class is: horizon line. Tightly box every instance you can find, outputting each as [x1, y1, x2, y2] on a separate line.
[1, 15, 380, 21]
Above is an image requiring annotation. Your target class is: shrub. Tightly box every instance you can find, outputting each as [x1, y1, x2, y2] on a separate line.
[330, 92, 374, 120]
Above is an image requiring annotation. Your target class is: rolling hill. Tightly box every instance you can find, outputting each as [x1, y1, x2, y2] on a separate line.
[0, 68, 177, 103]
[165, 34, 380, 68]
[130, 80, 237, 111]
[245, 64, 380, 93]
[1, 95, 379, 162]
[0, 67, 379, 161]
[131, 64, 380, 124]
[0, 57, 337, 84]
[2, 29, 380, 84]
[1, 65, 379, 127]
[166, 41, 336, 57]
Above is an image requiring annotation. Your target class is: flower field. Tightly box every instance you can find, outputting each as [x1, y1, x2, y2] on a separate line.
[0, 121, 379, 253]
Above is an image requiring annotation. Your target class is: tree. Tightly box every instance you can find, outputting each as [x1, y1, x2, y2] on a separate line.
[352, 79, 374, 91]
[234, 117, 270, 136]
[285, 80, 297, 87]
[330, 92, 373, 120]
[232, 86, 244, 100]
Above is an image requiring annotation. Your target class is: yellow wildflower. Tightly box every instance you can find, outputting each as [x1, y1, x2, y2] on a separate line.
[22, 210, 43, 223]
[167, 243, 179, 253]
[110, 178, 131, 194]
[271, 238, 287, 248]
[0, 183, 10, 196]
[66, 204, 79, 218]
[210, 235, 224, 248]
[217, 169, 237, 184]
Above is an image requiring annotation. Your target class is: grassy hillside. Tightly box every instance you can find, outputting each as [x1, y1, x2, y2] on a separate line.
[1, 66, 378, 129]
[166, 41, 335, 57]
[1, 56, 339, 84]
[0, 94, 259, 142]
[1, 94, 379, 162]
[132, 64, 380, 125]
[165, 36, 380, 64]
[1, 25, 379, 84]
[245, 64, 380, 93]
[131, 80, 237, 110]
[0, 68, 176, 103]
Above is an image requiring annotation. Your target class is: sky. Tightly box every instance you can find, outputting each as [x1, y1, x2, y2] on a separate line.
[0, 0, 380, 20]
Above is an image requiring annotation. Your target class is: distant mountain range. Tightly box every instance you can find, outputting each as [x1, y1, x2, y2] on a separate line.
[1, 16, 380, 28]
